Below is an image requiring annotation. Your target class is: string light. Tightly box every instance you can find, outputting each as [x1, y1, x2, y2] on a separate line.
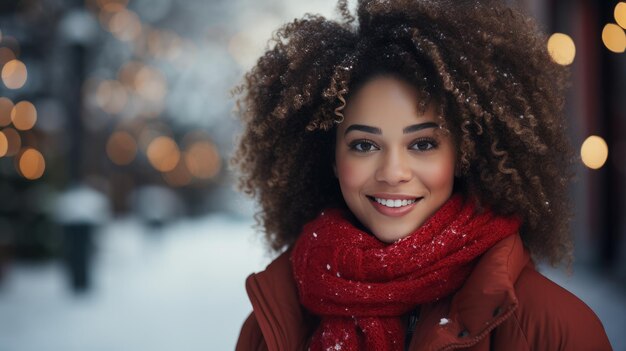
[108, 9, 142, 42]
[581, 135, 609, 170]
[615, 2, 626, 29]
[0, 130, 7, 157]
[1, 59, 27, 89]
[18, 148, 45, 180]
[11, 101, 37, 131]
[602, 23, 626, 53]
[106, 130, 137, 165]
[146, 136, 180, 172]
[0, 97, 13, 127]
[95, 79, 128, 114]
[184, 141, 221, 179]
[1, 127, 20, 156]
[547, 33, 576, 65]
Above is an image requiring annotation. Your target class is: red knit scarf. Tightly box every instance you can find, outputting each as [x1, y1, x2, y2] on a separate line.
[291, 194, 521, 351]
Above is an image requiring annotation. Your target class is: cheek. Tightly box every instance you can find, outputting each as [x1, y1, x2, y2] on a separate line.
[424, 156, 456, 190]
[335, 156, 368, 191]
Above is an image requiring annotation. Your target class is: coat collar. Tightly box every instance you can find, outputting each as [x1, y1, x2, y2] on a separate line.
[245, 248, 316, 350]
[409, 233, 531, 350]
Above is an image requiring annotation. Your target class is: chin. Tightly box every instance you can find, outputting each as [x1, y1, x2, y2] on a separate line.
[371, 228, 413, 243]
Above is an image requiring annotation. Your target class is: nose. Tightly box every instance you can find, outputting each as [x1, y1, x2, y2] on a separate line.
[374, 148, 413, 185]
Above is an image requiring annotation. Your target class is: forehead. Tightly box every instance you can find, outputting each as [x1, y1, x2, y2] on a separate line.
[341, 76, 441, 128]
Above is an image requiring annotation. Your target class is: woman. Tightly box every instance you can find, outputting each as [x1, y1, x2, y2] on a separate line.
[231, 0, 612, 350]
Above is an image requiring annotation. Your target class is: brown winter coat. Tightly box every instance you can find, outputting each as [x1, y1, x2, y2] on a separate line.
[235, 234, 612, 351]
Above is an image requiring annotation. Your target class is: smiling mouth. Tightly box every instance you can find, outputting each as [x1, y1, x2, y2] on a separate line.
[366, 196, 423, 208]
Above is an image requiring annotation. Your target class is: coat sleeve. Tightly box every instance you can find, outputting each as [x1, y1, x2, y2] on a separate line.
[235, 312, 269, 351]
[491, 266, 613, 351]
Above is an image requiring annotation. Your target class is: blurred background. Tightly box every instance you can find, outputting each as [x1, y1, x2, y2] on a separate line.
[0, 0, 624, 350]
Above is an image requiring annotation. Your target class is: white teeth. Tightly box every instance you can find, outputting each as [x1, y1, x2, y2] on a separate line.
[374, 197, 418, 208]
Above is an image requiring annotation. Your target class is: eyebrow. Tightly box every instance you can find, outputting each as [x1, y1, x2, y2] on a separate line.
[343, 122, 439, 136]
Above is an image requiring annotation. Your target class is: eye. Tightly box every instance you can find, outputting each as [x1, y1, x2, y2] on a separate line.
[410, 138, 438, 151]
[348, 139, 379, 153]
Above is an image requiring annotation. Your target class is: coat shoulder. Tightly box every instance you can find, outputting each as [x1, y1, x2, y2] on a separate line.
[492, 265, 612, 351]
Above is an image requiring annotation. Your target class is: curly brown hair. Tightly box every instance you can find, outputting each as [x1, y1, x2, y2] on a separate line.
[231, 0, 574, 266]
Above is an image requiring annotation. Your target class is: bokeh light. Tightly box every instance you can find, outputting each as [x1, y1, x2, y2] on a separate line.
[95, 79, 128, 114]
[118, 61, 144, 87]
[108, 9, 142, 42]
[106, 130, 137, 165]
[1, 59, 28, 89]
[547, 33, 576, 66]
[602, 23, 626, 53]
[18, 148, 45, 180]
[146, 136, 180, 172]
[11, 101, 37, 131]
[97, 2, 126, 28]
[134, 65, 167, 103]
[616, 2, 626, 29]
[0, 130, 7, 157]
[0, 97, 14, 127]
[581, 135, 609, 170]
[184, 141, 221, 179]
[162, 160, 192, 187]
[0, 47, 16, 67]
[1, 127, 21, 156]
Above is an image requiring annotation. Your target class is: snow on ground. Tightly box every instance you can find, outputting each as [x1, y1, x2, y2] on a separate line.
[0, 214, 273, 351]
[0, 214, 624, 350]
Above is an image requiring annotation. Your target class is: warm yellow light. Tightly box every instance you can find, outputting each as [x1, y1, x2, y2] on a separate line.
[547, 33, 576, 66]
[162, 160, 192, 187]
[184, 141, 221, 179]
[1, 59, 27, 89]
[106, 130, 137, 165]
[581, 135, 609, 169]
[0, 97, 14, 127]
[0, 131, 7, 157]
[602, 23, 626, 53]
[0, 47, 16, 67]
[134, 66, 167, 103]
[616, 2, 626, 29]
[18, 148, 45, 180]
[108, 9, 142, 42]
[146, 136, 180, 172]
[11, 101, 37, 131]
[2, 127, 20, 156]
[95, 80, 127, 114]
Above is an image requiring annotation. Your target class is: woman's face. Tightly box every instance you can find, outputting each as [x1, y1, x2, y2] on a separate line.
[334, 76, 457, 243]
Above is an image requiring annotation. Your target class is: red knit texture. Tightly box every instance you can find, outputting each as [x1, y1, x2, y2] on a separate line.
[291, 194, 521, 351]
